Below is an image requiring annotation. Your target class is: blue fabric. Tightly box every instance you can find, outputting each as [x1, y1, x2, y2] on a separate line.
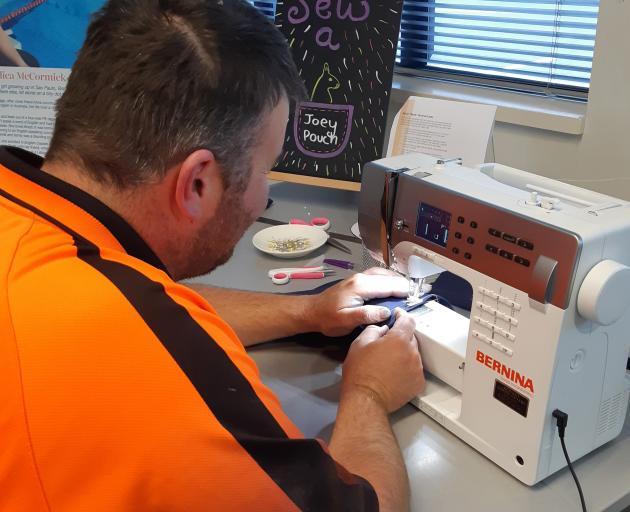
[263, 272, 473, 361]
[431, 272, 473, 311]
[362, 297, 426, 328]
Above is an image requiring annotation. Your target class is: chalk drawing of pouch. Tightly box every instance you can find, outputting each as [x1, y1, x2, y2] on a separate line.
[294, 101, 354, 159]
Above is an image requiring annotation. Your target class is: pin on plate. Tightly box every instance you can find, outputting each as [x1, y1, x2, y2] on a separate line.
[252, 224, 329, 259]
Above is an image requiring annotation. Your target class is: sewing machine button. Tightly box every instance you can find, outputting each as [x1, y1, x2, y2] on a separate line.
[495, 327, 516, 342]
[498, 312, 516, 325]
[499, 249, 513, 260]
[472, 331, 492, 345]
[491, 340, 503, 351]
[501, 346, 513, 356]
[467, 236, 475, 245]
[499, 296, 521, 311]
[452, 247, 460, 255]
[486, 290, 499, 300]
[488, 228, 502, 238]
[470, 221, 478, 229]
[502, 233, 517, 244]
[496, 311, 510, 322]
[485, 244, 499, 254]
[458, 216, 465, 224]
[514, 256, 530, 267]
[476, 317, 493, 330]
[517, 239, 534, 250]
[464, 252, 472, 260]
[455, 232, 462, 239]
[478, 303, 497, 315]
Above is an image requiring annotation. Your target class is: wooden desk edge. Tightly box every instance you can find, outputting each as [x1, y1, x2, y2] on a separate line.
[268, 171, 361, 192]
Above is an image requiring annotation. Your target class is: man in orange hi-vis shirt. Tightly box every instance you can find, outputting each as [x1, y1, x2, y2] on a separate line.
[0, 1, 425, 510]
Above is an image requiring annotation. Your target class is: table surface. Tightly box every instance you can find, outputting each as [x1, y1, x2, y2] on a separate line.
[191, 181, 630, 512]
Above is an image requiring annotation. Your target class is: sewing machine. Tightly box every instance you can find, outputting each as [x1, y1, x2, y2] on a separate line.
[358, 153, 630, 485]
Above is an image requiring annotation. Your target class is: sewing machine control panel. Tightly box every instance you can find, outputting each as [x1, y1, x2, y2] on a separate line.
[417, 205, 537, 268]
[485, 227, 534, 267]
[393, 173, 581, 308]
[471, 287, 522, 357]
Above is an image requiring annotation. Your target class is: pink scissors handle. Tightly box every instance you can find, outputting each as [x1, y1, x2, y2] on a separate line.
[288, 272, 328, 279]
[311, 217, 330, 230]
[271, 272, 290, 285]
[289, 217, 330, 231]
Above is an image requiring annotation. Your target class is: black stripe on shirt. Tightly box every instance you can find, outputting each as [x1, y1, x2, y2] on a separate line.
[0, 146, 168, 275]
[0, 187, 379, 512]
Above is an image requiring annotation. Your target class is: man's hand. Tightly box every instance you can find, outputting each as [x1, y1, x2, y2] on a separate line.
[341, 310, 425, 412]
[329, 310, 424, 511]
[306, 267, 409, 337]
[188, 267, 409, 346]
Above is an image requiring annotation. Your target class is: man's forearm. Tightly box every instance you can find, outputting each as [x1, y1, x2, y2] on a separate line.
[187, 284, 314, 346]
[329, 389, 409, 512]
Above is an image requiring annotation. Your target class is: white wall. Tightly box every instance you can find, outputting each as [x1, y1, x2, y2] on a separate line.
[387, 0, 630, 200]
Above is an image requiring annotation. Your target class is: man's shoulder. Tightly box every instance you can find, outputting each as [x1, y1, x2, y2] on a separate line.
[5, 216, 238, 351]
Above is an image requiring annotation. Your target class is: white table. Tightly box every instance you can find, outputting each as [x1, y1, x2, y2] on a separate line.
[192, 181, 630, 512]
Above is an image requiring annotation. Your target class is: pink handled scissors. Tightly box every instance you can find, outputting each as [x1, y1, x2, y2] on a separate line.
[269, 267, 335, 285]
[289, 217, 330, 231]
[267, 265, 327, 278]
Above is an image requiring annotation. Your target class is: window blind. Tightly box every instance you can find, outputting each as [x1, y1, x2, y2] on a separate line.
[250, 0, 275, 20]
[397, 0, 600, 95]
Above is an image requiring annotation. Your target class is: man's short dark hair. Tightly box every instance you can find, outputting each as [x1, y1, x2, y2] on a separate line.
[46, 0, 305, 189]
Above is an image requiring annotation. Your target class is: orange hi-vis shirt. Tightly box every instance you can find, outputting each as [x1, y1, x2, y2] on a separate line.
[0, 146, 378, 511]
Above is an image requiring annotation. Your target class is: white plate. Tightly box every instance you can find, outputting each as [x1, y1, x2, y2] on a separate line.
[252, 224, 328, 259]
[350, 222, 361, 239]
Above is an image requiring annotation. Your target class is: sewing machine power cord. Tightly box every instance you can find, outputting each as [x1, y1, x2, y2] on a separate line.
[552, 409, 587, 512]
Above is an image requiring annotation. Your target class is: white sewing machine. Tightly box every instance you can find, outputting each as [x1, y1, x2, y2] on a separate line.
[358, 153, 630, 485]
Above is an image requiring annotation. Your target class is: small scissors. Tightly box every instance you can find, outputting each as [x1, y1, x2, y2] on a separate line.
[268, 266, 335, 285]
[288, 217, 352, 254]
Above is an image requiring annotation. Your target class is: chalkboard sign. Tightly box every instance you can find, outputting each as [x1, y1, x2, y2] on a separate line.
[272, 0, 403, 189]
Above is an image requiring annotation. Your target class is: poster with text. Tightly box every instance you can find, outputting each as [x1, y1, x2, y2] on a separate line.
[0, 0, 105, 154]
[275, 0, 403, 183]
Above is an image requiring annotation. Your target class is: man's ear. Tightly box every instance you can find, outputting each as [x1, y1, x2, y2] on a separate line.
[173, 149, 223, 223]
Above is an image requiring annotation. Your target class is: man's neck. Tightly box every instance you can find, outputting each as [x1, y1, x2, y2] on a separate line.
[41, 159, 182, 277]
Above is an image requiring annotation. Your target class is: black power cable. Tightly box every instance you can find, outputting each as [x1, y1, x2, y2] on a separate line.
[552, 409, 587, 512]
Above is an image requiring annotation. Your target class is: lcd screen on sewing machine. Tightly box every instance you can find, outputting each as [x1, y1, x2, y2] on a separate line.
[416, 203, 451, 248]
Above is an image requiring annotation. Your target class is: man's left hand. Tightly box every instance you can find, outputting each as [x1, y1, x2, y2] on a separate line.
[305, 268, 409, 337]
